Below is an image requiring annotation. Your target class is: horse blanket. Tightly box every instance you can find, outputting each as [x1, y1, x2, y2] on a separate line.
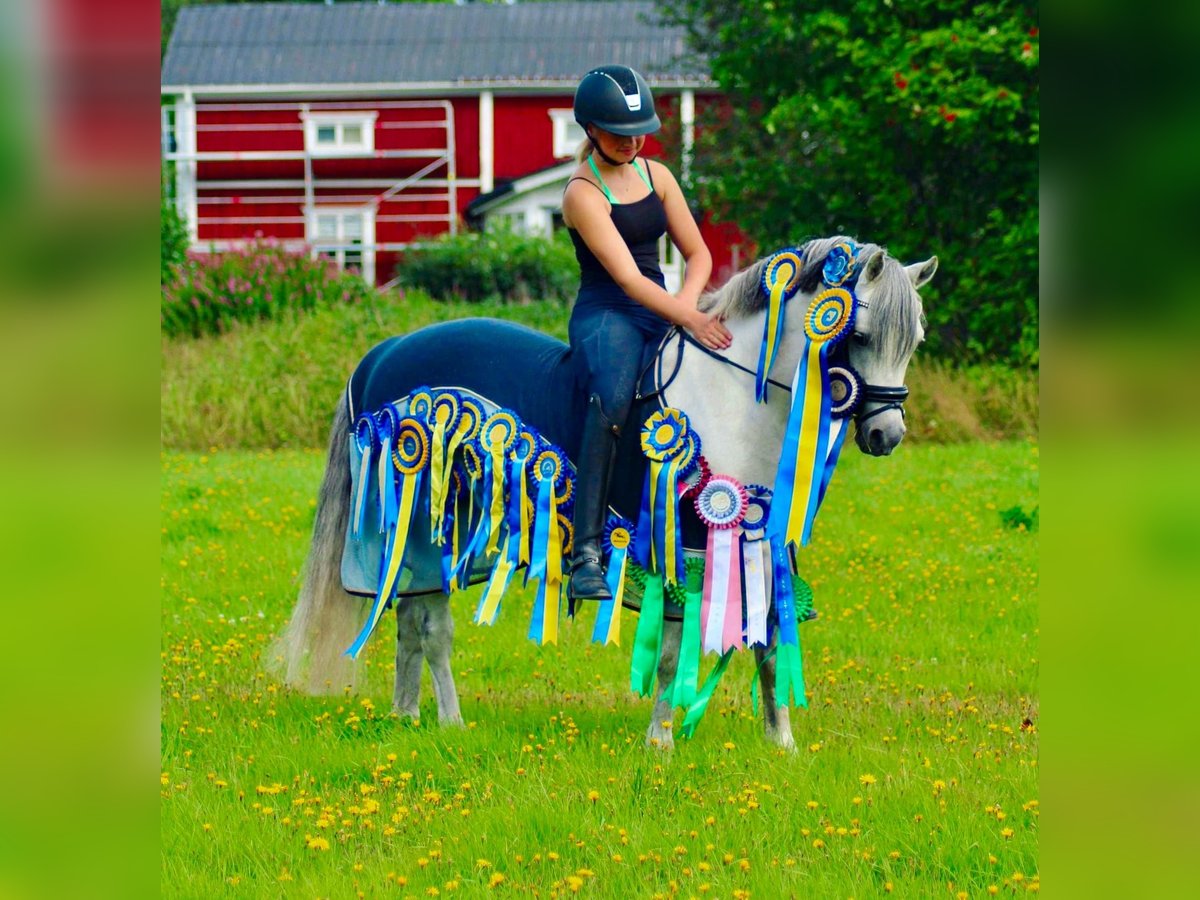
[340, 317, 704, 600]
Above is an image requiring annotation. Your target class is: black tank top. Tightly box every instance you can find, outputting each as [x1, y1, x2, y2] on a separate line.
[567, 159, 668, 290]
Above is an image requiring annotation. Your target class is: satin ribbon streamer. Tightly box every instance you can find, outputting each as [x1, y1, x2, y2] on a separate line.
[754, 249, 803, 402]
[346, 411, 429, 659]
[630, 574, 665, 697]
[638, 409, 693, 586]
[670, 559, 705, 709]
[350, 413, 376, 538]
[769, 287, 857, 549]
[527, 448, 565, 645]
[592, 520, 633, 646]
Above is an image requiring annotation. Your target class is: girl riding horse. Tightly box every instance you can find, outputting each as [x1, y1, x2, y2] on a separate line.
[563, 64, 731, 604]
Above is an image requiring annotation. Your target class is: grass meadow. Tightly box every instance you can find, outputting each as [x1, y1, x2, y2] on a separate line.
[160, 290, 1038, 452]
[161, 439, 1038, 898]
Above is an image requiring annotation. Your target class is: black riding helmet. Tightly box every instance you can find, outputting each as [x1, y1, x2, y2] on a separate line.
[573, 65, 661, 137]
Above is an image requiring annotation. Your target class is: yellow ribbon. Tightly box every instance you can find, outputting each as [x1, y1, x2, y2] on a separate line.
[428, 404, 452, 541]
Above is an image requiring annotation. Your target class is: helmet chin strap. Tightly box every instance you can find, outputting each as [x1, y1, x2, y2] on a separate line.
[588, 132, 630, 167]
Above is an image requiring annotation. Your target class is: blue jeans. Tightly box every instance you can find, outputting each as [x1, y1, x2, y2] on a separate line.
[569, 284, 672, 431]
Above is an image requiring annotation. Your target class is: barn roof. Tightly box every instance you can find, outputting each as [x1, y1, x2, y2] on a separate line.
[162, 1, 710, 92]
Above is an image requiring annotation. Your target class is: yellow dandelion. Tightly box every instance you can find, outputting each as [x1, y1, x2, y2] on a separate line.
[306, 836, 330, 851]
[859, 774, 877, 786]
[587, 790, 600, 803]
[812, 839, 825, 850]
[1001, 828, 1015, 839]
[488, 873, 506, 888]
[723, 741, 736, 750]
[738, 858, 750, 872]
[566, 875, 584, 892]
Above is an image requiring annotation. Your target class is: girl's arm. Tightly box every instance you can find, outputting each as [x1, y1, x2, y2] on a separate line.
[563, 176, 731, 350]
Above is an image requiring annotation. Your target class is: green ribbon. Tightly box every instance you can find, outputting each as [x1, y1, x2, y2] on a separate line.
[774, 641, 808, 708]
[749, 644, 779, 717]
[630, 574, 665, 697]
[670, 564, 705, 709]
[679, 648, 736, 739]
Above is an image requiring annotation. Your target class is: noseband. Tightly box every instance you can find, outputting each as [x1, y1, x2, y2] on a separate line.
[643, 328, 909, 427]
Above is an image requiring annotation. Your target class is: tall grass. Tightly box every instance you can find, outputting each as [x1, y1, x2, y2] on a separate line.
[161, 441, 1039, 897]
[161, 294, 1036, 451]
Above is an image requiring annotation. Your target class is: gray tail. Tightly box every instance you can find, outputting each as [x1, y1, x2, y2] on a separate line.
[271, 392, 365, 694]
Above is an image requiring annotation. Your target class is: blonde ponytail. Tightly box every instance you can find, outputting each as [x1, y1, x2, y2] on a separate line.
[574, 137, 593, 165]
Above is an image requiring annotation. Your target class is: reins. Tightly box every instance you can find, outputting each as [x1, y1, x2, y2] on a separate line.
[634, 324, 911, 424]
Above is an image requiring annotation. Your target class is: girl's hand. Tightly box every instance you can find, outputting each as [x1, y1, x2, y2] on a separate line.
[684, 308, 732, 351]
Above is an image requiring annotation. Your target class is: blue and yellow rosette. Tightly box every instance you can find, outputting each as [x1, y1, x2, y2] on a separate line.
[527, 445, 567, 645]
[454, 441, 486, 583]
[479, 409, 518, 557]
[437, 393, 483, 544]
[350, 412, 377, 538]
[821, 241, 859, 287]
[346, 411, 430, 659]
[509, 430, 538, 569]
[755, 248, 804, 403]
[426, 390, 462, 543]
[635, 407, 692, 586]
[592, 516, 634, 646]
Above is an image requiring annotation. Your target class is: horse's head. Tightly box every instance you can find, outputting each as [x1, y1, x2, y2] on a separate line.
[843, 247, 938, 456]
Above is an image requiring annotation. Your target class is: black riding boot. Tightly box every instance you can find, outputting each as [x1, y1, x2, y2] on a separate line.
[568, 394, 621, 602]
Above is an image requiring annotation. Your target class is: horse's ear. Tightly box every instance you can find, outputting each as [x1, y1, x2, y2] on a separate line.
[861, 249, 886, 283]
[905, 256, 938, 289]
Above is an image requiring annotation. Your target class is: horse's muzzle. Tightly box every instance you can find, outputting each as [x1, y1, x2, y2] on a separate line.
[856, 419, 905, 456]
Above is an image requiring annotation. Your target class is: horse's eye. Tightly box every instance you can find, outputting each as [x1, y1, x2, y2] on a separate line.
[852, 332, 871, 347]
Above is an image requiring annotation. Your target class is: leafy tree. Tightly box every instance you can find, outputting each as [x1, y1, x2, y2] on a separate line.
[658, 0, 1039, 366]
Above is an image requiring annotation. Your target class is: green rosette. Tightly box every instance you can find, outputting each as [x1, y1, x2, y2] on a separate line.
[630, 574, 665, 698]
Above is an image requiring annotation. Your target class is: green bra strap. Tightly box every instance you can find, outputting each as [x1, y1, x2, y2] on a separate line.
[632, 158, 654, 192]
[587, 156, 618, 204]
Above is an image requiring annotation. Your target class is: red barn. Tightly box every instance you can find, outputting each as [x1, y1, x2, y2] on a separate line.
[160, 1, 749, 290]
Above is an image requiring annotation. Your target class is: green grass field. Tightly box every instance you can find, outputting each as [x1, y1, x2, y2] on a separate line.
[161, 440, 1038, 898]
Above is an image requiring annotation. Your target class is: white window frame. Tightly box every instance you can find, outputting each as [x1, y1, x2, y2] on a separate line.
[549, 109, 585, 159]
[303, 112, 377, 157]
[308, 205, 376, 284]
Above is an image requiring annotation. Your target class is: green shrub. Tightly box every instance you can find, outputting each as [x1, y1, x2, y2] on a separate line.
[161, 237, 374, 339]
[160, 196, 189, 285]
[398, 226, 579, 304]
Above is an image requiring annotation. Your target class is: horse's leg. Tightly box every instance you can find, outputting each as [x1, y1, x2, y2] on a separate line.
[645, 617, 682, 751]
[392, 599, 425, 719]
[755, 640, 797, 751]
[418, 595, 464, 726]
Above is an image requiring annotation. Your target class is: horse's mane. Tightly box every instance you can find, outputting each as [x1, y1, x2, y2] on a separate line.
[699, 236, 923, 366]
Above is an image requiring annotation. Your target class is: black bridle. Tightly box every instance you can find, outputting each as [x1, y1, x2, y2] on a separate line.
[636, 326, 909, 426]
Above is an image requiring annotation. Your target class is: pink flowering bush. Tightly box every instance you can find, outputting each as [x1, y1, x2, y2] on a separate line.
[161, 237, 375, 339]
